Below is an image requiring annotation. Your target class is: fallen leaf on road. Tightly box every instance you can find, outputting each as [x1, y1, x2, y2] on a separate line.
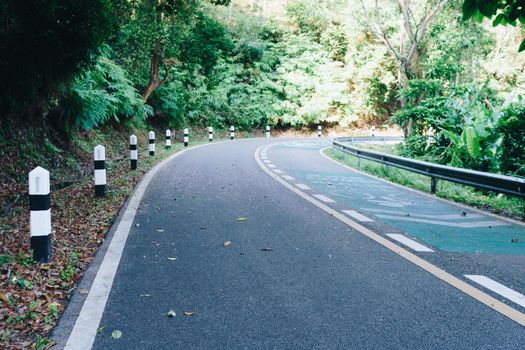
[111, 330, 122, 339]
[167, 309, 177, 317]
[261, 248, 273, 252]
[167, 257, 177, 261]
[199, 227, 207, 230]
[0, 293, 9, 303]
[157, 229, 165, 232]
[223, 241, 231, 247]
[79, 288, 89, 295]
[97, 326, 105, 334]
[511, 238, 520, 243]
[237, 217, 247, 221]
[184, 311, 195, 317]
[140, 294, 152, 297]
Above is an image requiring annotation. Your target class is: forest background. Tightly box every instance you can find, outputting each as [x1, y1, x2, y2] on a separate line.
[2, 0, 525, 178]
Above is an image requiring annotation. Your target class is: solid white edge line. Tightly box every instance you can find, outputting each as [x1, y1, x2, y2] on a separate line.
[465, 275, 525, 308]
[255, 144, 525, 327]
[65, 141, 220, 350]
[342, 209, 374, 222]
[318, 147, 525, 229]
[386, 234, 434, 252]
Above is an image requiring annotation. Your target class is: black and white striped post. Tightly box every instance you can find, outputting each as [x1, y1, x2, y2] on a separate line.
[317, 125, 322, 137]
[130, 134, 138, 170]
[94, 145, 106, 197]
[29, 166, 52, 263]
[230, 126, 235, 140]
[208, 127, 213, 142]
[371, 126, 376, 137]
[183, 128, 189, 147]
[165, 129, 172, 148]
[149, 131, 155, 156]
[265, 125, 270, 138]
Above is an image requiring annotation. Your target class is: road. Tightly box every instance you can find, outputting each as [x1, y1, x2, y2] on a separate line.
[54, 138, 525, 349]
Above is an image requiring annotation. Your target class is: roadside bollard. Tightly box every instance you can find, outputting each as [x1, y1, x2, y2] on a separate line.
[184, 128, 189, 147]
[149, 131, 155, 156]
[317, 125, 322, 137]
[29, 166, 52, 263]
[266, 125, 270, 138]
[165, 129, 172, 148]
[371, 126, 376, 137]
[230, 126, 235, 140]
[94, 145, 106, 197]
[130, 135, 137, 170]
[208, 127, 213, 142]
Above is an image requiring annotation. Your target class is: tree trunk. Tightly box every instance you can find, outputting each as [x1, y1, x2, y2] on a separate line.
[142, 51, 161, 102]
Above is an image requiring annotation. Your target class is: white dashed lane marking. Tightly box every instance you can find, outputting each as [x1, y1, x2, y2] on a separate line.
[263, 160, 271, 163]
[273, 169, 284, 174]
[386, 234, 434, 252]
[312, 194, 335, 203]
[375, 215, 507, 228]
[465, 275, 525, 308]
[268, 164, 276, 168]
[342, 210, 374, 222]
[296, 184, 311, 190]
[282, 175, 294, 181]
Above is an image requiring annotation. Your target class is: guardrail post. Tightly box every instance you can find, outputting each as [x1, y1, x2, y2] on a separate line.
[317, 125, 322, 137]
[266, 125, 270, 138]
[94, 145, 106, 197]
[184, 128, 189, 147]
[165, 129, 171, 149]
[371, 126, 376, 137]
[29, 166, 52, 263]
[149, 131, 155, 156]
[130, 135, 137, 170]
[208, 127, 213, 142]
[230, 126, 235, 140]
[357, 157, 362, 169]
[431, 177, 437, 194]
[350, 136, 354, 145]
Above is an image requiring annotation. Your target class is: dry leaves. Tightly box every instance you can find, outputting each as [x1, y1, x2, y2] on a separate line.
[183, 311, 195, 317]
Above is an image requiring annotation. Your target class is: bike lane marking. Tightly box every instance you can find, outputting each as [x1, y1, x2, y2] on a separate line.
[255, 143, 525, 327]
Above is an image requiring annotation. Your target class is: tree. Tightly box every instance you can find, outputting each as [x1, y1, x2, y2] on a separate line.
[462, 0, 525, 51]
[0, 0, 114, 123]
[357, 0, 449, 136]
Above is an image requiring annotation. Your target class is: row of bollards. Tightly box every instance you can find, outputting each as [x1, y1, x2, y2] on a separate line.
[28, 125, 279, 263]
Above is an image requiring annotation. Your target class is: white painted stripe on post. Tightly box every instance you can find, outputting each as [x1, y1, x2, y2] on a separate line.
[312, 194, 335, 203]
[295, 183, 311, 190]
[282, 175, 294, 181]
[94, 170, 106, 185]
[465, 275, 525, 308]
[130, 150, 137, 159]
[342, 210, 374, 222]
[30, 210, 52, 236]
[386, 234, 434, 252]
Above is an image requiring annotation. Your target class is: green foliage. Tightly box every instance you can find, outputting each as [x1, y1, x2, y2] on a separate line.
[0, 0, 115, 119]
[497, 104, 525, 175]
[63, 48, 152, 130]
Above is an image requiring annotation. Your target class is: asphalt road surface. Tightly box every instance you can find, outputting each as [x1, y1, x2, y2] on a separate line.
[55, 138, 525, 349]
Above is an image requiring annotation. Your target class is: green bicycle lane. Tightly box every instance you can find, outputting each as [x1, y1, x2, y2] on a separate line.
[262, 139, 525, 313]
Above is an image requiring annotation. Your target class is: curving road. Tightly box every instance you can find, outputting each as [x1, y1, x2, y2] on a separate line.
[54, 138, 525, 349]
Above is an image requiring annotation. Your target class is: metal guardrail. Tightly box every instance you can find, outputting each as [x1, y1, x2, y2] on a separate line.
[333, 137, 525, 198]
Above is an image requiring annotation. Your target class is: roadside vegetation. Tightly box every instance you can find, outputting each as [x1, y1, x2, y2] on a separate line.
[1, 0, 525, 347]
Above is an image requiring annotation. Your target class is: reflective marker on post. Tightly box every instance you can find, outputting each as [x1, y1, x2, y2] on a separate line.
[165, 129, 172, 148]
[208, 127, 213, 142]
[317, 125, 322, 137]
[94, 145, 106, 197]
[230, 126, 235, 140]
[130, 134, 138, 170]
[29, 166, 52, 263]
[149, 131, 155, 156]
[183, 128, 189, 147]
[265, 125, 270, 138]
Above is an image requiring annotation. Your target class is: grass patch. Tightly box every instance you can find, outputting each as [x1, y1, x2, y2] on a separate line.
[325, 148, 524, 220]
